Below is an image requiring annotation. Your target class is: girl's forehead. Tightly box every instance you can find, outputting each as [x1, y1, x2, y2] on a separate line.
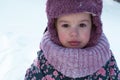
[57, 13, 91, 23]
[59, 12, 91, 17]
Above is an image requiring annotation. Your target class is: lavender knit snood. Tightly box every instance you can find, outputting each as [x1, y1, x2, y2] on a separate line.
[40, 32, 111, 78]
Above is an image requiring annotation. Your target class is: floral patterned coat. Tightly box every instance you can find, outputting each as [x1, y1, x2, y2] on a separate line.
[24, 50, 120, 80]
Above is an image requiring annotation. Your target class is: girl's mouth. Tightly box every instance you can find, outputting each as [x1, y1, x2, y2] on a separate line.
[68, 41, 81, 47]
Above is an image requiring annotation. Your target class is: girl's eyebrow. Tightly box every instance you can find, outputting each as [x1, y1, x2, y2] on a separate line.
[80, 20, 91, 24]
[80, 20, 90, 23]
[57, 19, 90, 23]
[57, 20, 69, 23]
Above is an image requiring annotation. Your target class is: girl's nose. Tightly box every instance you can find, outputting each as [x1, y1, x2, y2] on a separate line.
[70, 28, 79, 37]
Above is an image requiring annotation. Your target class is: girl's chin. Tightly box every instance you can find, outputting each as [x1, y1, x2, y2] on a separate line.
[63, 44, 83, 48]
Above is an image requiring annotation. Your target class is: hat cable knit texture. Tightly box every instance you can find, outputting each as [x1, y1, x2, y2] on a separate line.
[41, 32, 111, 78]
[46, 0, 103, 47]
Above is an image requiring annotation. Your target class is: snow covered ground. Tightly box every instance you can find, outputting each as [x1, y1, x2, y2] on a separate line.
[0, 0, 120, 80]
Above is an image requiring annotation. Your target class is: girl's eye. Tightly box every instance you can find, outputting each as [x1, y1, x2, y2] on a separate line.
[79, 23, 87, 27]
[62, 24, 69, 28]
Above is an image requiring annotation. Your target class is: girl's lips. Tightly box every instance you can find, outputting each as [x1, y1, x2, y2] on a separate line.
[68, 41, 81, 46]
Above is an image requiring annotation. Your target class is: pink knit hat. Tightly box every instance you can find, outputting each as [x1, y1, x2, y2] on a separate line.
[46, 0, 103, 47]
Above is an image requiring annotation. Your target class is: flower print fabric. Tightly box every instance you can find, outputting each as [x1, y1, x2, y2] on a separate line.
[24, 50, 120, 80]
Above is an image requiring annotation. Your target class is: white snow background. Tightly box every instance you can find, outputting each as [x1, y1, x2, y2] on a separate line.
[0, 0, 120, 80]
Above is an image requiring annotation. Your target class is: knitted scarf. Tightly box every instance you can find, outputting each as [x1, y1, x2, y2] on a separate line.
[40, 31, 111, 78]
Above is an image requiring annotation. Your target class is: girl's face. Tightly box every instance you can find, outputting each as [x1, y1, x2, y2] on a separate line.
[56, 13, 92, 48]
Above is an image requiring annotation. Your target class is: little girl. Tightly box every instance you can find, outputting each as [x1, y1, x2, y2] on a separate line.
[25, 0, 120, 80]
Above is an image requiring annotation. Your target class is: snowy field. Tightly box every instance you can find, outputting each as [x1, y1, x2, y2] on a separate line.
[0, 0, 120, 80]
